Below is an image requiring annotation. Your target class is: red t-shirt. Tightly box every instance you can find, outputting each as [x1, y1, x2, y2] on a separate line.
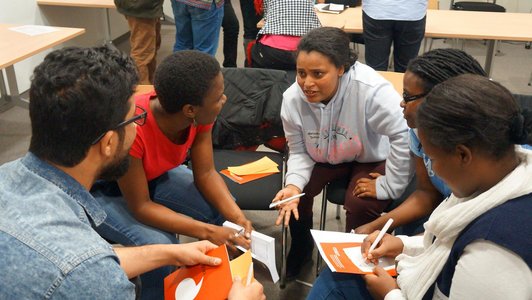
[130, 91, 213, 181]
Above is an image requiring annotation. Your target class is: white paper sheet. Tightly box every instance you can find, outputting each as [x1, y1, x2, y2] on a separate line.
[9, 25, 59, 36]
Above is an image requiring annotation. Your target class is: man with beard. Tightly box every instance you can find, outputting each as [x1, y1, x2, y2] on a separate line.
[0, 46, 265, 300]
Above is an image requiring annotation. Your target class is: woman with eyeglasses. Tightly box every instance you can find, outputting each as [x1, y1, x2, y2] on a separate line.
[91, 50, 257, 300]
[308, 74, 532, 300]
[272, 27, 412, 279]
[355, 48, 487, 236]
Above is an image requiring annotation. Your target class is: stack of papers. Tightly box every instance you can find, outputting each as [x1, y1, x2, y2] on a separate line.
[315, 3, 347, 14]
[223, 221, 280, 283]
[220, 156, 279, 184]
[164, 244, 254, 300]
[310, 230, 396, 276]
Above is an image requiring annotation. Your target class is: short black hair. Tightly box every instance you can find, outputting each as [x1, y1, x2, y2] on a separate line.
[153, 50, 221, 113]
[406, 48, 487, 93]
[417, 74, 532, 158]
[297, 27, 358, 70]
[29, 46, 138, 167]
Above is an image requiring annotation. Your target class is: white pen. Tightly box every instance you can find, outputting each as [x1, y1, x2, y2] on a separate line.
[245, 262, 254, 286]
[269, 193, 306, 209]
[368, 218, 394, 253]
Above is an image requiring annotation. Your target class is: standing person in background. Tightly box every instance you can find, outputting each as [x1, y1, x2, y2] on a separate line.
[222, 0, 240, 67]
[171, 0, 224, 56]
[114, 0, 163, 84]
[362, 0, 427, 72]
[249, 0, 321, 70]
[240, 0, 262, 65]
[273, 27, 412, 280]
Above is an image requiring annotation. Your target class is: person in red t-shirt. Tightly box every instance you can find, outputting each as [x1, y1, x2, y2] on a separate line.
[91, 50, 254, 299]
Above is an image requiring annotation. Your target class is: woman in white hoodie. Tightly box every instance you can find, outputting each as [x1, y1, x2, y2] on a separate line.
[271, 27, 412, 279]
[307, 74, 532, 299]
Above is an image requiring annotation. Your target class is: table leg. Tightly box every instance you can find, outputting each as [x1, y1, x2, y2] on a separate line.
[103, 8, 114, 47]
[6, 66, 28, 109]
[0, 70, 14, 113]
[485, 40, 496, 77]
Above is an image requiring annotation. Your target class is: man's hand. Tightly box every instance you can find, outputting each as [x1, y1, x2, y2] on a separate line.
[234, 216, 253, 240]
[364, 266, 399, 300]
[354, 222, 380, 234]
[228, 276, 266, 300]
[353, 172, 382, 198]
[272, 185, 302, 226]
[168, 241, 222, 267]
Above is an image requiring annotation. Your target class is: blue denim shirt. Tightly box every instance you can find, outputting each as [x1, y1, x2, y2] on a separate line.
[0, 153, 135, 299]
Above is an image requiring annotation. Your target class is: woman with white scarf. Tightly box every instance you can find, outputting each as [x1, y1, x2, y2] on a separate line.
[307, 75, 532, 300]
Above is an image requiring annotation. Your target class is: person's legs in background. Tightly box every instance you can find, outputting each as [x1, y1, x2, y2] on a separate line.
[239, 0, 262, 65]
[126, 16, 160, 84]
[307, 267, 372, 300]
[287, 162, 352, 279]
[222, 0, 239, 67]
[392, 17, 426, 72]
[190, 1, 224, 56]
[171, 0, 194, 52]
[362, 11, 393, 71]
[344, 161, 391, 232]
[250, 42, 297, 70]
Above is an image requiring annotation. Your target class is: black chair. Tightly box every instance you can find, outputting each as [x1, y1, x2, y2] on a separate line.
[451, 0, 505, 12]
[212, 67, 292, 288]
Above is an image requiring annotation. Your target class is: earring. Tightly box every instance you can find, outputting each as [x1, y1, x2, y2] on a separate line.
[192, 118, 197, 127]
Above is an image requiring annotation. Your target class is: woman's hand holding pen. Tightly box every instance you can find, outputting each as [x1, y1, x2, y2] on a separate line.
[272, 185, 302, 226]
[360, 230, 404, 264]
[206, 225, 251, 251]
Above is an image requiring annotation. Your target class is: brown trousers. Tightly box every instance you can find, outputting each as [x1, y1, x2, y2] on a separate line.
[126, 16, 161, 84]
[298, 161, 391, 232]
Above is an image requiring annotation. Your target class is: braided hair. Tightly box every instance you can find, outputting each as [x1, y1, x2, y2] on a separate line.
[407, 48, 487, 93]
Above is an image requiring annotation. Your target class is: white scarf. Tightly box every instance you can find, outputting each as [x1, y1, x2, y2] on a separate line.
[396, 148, 532, 299]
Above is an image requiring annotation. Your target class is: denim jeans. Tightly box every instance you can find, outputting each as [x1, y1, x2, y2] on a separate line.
[307, 267, 372, 300]
[171, 0, 224, 55]
[362, 11, 426, 72]
[92, 165, 224, 300]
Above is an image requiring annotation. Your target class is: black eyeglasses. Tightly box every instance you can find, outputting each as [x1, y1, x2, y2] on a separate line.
[91, 105, 147, 145]
[402, 91, 428, 103]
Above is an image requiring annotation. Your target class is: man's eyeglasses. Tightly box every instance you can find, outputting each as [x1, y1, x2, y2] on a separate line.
[91, 105, 147, 145]
[402, 91, 428, 104]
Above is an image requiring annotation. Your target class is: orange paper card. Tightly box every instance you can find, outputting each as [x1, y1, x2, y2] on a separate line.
[220, 169, 276, 184]
[320, 242, 397, 276]
[164, 244, 232, 300]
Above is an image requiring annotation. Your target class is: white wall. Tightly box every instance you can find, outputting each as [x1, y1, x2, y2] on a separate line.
[0, 0, 128, 92]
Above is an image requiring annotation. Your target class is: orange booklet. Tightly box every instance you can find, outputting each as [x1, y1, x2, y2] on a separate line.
[311, 230, 397, 276]
[164, 245, 232, 300]
[220, 169, 277, 184]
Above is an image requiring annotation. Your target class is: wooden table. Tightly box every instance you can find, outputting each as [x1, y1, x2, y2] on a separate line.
[319, 7, 532, 76]
[378, 71, 403, 95]
[0, 24, 85, 112]
[37, 0, 115, 45]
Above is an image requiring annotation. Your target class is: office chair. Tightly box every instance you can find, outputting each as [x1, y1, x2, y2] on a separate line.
[212, 67, 292, 288]
[450, 0, 506, 53]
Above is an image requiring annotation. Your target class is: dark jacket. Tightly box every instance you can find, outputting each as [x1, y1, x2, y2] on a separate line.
[114, 0, 164, 19]
[212, 68, 291, 149]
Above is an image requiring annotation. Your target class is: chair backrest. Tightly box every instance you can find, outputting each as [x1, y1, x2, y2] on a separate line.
[450, 0, 505, 12]
[212, 68, 291, 150]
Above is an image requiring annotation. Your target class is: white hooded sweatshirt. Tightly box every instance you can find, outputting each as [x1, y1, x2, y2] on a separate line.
[281, 62, 412, 199]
